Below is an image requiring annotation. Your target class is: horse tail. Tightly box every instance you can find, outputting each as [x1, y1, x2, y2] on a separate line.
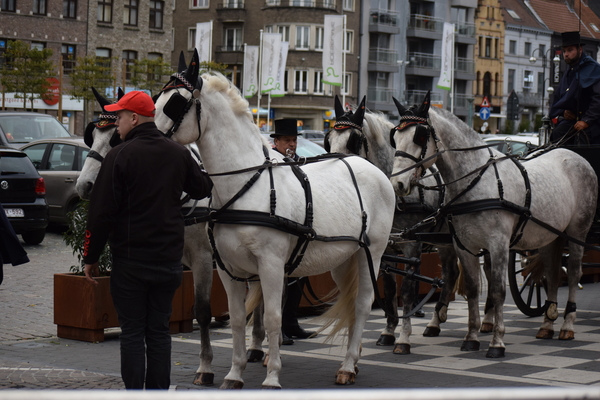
[314, 256, 359, 343]
[245, 281, 263, 324]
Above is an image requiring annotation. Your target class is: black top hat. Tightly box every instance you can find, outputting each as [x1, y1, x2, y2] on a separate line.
[271, 118, 299, 137]
[561, 31, 583, 47]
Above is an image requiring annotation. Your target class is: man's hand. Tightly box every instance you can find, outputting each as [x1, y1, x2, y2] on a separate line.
[84, 263, 100, 285]
[574, 120, 589, 131]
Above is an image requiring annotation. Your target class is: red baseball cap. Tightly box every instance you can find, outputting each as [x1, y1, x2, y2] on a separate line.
[104, 91, 155, 117]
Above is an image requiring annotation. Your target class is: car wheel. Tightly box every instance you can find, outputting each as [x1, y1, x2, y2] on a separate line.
[21, 229, 46, 245]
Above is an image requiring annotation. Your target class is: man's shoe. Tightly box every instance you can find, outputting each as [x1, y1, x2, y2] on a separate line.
[284, 327, 317, 339]
[281, 332, 294, 345]
[413, 308, 425, 318]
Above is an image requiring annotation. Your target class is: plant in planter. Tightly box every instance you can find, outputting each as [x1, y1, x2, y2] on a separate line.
[54, 201, 194, 342]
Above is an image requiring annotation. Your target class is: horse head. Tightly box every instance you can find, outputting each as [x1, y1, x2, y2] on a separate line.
[154, 49, 204, 146]
[389, 91, 438, 196]
[76, 87, 124, 199]
[324, 95, 367, 156]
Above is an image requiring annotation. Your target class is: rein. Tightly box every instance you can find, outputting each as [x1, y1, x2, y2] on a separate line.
[159, 72, 202, 142]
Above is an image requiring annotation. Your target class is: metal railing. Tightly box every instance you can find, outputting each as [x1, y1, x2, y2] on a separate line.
[218, 0, 245, 8]
[455, 22, 475, 37]
[408, 13, 444, 33]
[368, 48, 398, 64]
[216, 45, 243, 52]
[370, 9, 399, 26]
[455, 57, 475, 74]
[405, 90, 442, 105]
[407, 52, 441, 70]
[367, 87, 395, 103]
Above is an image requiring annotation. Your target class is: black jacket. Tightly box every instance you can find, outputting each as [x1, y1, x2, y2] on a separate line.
[83, 122, 212, 264]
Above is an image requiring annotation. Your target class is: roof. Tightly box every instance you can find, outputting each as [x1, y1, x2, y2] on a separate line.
[500, 0, 549, 31]
[526, 0, 600, 40]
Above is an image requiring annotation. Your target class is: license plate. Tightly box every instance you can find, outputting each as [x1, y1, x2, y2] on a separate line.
[5, 208, 24, 218]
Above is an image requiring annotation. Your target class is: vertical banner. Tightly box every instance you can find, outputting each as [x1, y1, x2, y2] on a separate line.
[261, 33, 282, 93]
[270, 42, 289, 98]
[436, 22, 454, 91]
[321, 15, 344, 87]
[243, 45, 259, 98]
[195, 21, 213, 63]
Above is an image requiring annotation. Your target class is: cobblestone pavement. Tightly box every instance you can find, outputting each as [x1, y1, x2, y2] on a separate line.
[1, 230, 600, 392]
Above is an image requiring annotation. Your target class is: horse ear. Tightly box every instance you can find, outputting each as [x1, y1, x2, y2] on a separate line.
[416, 91, 431, 116]
[334, 95, 344, 119]
[117, 87, 125, 100]
[91, 87, 111, 109]
[354, 96, 366, 122]
[178, 51, 187, 73]
[185, 49, 200, 87]
[393, 97, 407, 116]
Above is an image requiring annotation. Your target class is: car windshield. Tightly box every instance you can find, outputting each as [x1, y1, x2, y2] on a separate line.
[0, 115, 71, 144]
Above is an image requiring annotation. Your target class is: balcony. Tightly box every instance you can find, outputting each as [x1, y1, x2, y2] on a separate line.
[455, 22, 476, 44]
[216, 1, 246, 20]
[215, 45, 244, 65]
[405, 52, 441, 77]
[368, 48, 400, 73]
[217, 1, 245, 8]
[454, 57, 476, 80]
[405, 90, 443, 106]
[518, 91, 541, 107]
[367, 87, 397, 113]
[407, 14, 443, 40]
[264, 0, 335, 9]
[369, 9, 400, 34]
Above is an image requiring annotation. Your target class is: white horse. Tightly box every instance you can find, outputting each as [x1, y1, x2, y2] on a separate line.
[389, 92, 597, 357]
[153, 51, 396, 388]
[76, 88, 218, 386]
[324, 95, 459, 354]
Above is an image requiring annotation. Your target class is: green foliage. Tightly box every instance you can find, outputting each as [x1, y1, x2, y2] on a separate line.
[518, 118, 531, 133]
[0, 40, 55, 110]
[199, 61, 229, 75]
[502, 120, 514, 135]
[130, 57, 174, 96]
[533, 114, 542, 132]
[68, 55, 114, 125]
[63, 201, 111, 276]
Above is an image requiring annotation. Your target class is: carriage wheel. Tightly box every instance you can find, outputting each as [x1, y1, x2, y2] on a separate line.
[507, 251, 547, 317]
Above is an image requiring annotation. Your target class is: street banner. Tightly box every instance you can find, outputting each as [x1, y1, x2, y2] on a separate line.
[321, 15, 344, 86]
[195, 21, 212, 63]
[271, 42, 289, 97]
[243, 45, 259, 98]
[261, 33, 282, 93]
[436, 22, 454, 91]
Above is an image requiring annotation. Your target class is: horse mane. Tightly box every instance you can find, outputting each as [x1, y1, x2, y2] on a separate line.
[429, 106, 484, 145]
[362, 110, 396, 177]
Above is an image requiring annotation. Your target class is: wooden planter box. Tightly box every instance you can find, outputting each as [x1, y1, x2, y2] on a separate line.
[54, 270, 194, 343]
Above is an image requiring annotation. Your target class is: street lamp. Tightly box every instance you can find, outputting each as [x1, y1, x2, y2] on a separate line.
[529, 47, 559, 118]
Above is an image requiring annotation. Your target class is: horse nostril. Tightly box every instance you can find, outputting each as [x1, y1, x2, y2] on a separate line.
[396, 182, 404, 194]
[85, 182, 93, 196]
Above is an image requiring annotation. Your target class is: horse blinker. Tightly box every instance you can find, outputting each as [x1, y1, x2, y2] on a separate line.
[109, 132, 123, 147]
[413, 124, 430, 147]
[164, 92, 189, 122]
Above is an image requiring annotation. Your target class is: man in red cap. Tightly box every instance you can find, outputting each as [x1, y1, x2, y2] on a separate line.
[83, 90, 212, 390]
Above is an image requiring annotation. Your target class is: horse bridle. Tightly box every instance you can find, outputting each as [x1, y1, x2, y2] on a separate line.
[390, 113, 439, 180]
[324, 120, 369, 156]
[83, 113, 121, 163]
[157, 72, 203, 140]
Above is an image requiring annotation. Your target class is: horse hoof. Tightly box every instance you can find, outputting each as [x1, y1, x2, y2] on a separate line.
[220, 379, 244, 389]
[460, 340, 480, 351]
[480, 322, 493, 333]
[193, 372, 214, 386]
[393, 343, 411, 355]
[335, 371, 356, 385]
[247, 349, 265, 362]
[376, 334, 396, 346]
[261, 384, 282, 389]
[559, 330, 575, 340]
[486, 347, 505, 358]
[535, 328, 554, 339]
[423, 326, 441, 337]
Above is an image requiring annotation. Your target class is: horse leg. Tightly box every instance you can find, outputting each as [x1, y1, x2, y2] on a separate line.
[536, 240, 563, 339]
[480, 254, 495, 334]
[424, 245, 458, 337]
[259, 270, 285, 389]
[485, 247, 508, 358]
[219, 270, 250, 390]
[247, 301, 265, 363]
[457, 251, 481, 352]
[559, 242, 584, 340]
[376, 269, 398, 346]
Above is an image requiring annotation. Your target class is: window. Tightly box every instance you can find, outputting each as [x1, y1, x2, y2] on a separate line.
[524, 42, 531, 57]
[266, 0, 280, 5]
[508, 69, 515, 92]
[344, 31, 353, 53]
[483, 71, 491, 97]
[523, 70, 533, 90]
[296, 26, 309, 50]
[224, 0, 242, 7]
[191, 0, 208, 8]
[122, 50, 137, 81]
[98, 0, 112, 23]
[96, 48, 111, 69]
[124, 0, 138, 26]
[485, 38, 491, 58]
[294, 70, 308, 93]
[31, 42, 45, 51]
[314, 71, 324, 94]
[343, 0, 353, 11]
[494, 38, 499, 58]
[62, 44, 76, 74]
[278, 26, 290, 42]
[315, 27, 324, 51]
[33, 0, 47, 15]
[188, 28, 196, 50]
[292, 0, 313, 6]
[0, 39, 7, 67]
[342, 73, 351, 95]
[224, 27, 242, 51]
[147, 52, 163, 82]
[509, 40, 516, 55]
[150, 1, 164, 29]
[1, 0, 16, 12]
[63, 0, 77, 18]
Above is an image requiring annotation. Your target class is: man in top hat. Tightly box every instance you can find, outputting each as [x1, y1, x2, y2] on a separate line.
[268, 118, 317, 346]
[549, 31, 600, 144]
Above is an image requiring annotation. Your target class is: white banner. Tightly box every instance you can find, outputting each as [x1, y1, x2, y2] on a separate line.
[321, 15, 344, 87]
[436, 22, 454, 91]
[243, 45, 259, 98]
[271, 42, 289, 98]
[2, 93, 83, 111]
[261, 33, 282, 93]
[195, 21, 212, 64]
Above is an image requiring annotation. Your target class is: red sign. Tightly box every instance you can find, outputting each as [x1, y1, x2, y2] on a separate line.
[481, 96, 490, 108]
[43, 77, 60, 106]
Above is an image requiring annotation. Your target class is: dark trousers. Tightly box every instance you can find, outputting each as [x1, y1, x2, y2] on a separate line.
[110, 256, 183, 390]
[551, 120, 600, 145]
[282, 277, 305, 331]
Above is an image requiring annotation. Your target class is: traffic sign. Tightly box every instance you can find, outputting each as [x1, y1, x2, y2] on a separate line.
[479, 107, 490, 121]
[481, 96, 490, 108]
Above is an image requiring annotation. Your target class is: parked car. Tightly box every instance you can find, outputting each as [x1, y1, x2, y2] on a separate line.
[0, 112, 73, 149]
[299, 130, 326, 147]
[20, 137, 89, 226]
[262, 134, 326, 157]
[0, 146, 48, 244]
[483, 133, 540, 157]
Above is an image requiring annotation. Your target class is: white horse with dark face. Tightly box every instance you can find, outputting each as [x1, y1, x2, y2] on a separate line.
[76, 88, 218, 387]
[324, 96, 459, 355]
[389, 92, 597, 358]
[153, 50, 396, 389]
